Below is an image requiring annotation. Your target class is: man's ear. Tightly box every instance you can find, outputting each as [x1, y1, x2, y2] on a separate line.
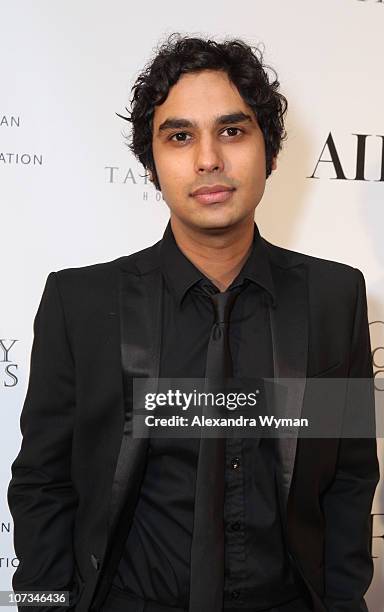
[271, 156, 277, 171]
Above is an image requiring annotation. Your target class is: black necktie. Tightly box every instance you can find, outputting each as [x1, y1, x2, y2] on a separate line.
[188, 282, 244, 612]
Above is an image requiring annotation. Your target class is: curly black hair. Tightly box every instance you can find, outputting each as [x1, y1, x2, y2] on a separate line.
[118, 33, 288, 190]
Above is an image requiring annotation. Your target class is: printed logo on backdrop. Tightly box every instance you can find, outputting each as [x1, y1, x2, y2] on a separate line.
[370, 321, 384, 392]
[0, 340, 18, 388]
[369, 320, 383, 560]
[2, 339, 21, 572]
[0, 522, 18, 570]
[308, 133, 384, 181]
[371, 514, 384, 561]
[0, 116, 19, 128]
[105, 165, 165, 203]
[0, 114, 43, 166]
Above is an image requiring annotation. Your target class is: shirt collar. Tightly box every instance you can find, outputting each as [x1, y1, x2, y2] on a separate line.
[159, 219, 276, 307]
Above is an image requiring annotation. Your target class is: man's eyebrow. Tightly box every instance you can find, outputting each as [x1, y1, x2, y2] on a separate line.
[157, 111, 254, 133]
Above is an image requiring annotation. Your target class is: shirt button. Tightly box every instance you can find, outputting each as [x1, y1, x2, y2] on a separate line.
[231, 521, 241, 531]
[231, 457, 240, 469]
[90, 553, 100, 571]
[231, 590, 240, 600]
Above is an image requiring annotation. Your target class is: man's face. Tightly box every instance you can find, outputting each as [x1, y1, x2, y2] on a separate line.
[151, 69, 271, 233]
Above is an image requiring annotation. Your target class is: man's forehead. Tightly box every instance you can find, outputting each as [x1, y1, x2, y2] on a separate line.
[153, 70, 251, 122]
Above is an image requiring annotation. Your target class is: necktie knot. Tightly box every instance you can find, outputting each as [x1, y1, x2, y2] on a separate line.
[209, 287, 243, 325]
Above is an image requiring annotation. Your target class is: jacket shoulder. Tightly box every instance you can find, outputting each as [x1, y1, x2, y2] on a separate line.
[31, 244, 160, 328]
[51, 240, 161, 292]
[263, 239, 365, 308]
[264, 238, 362, 279]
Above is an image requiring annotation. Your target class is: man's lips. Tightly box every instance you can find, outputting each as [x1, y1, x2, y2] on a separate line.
[190, 185, 236, 204]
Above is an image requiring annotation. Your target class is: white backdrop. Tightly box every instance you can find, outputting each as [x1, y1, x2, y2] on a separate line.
[1, 0, 383, 609]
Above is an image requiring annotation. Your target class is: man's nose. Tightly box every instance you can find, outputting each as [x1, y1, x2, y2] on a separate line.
[195, 137, 224, 174]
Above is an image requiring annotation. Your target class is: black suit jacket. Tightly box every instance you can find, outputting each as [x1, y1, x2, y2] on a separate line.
[8, 229, 380, 612]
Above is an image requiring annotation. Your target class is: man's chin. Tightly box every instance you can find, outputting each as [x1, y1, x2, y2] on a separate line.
[189, 212, 245, 232]
[171, 206, 251, 234]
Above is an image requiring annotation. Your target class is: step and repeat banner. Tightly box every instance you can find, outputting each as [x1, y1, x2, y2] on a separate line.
[1, 0, 383, 609]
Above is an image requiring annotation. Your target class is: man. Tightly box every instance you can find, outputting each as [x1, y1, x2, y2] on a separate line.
[8, 34, 379, 612]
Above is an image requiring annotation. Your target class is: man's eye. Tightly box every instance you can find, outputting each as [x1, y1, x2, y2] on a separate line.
[169, 132, 191, 142]
[222, 127, 242, 137]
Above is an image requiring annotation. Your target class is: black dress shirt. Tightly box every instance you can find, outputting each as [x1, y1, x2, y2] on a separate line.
[112, 221, 305, 610]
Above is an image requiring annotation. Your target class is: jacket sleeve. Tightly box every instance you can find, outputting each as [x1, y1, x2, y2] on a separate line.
[7, 271, 82, 611]
[322, 268, 380, 612]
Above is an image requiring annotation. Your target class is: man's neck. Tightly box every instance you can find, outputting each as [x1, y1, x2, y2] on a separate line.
[170, 215, 255, 292]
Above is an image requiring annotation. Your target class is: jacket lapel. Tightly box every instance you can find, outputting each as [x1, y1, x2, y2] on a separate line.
[91, 247, 164, 610]
[265, 241, 309, 511]
[107, 242, 163, 537]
